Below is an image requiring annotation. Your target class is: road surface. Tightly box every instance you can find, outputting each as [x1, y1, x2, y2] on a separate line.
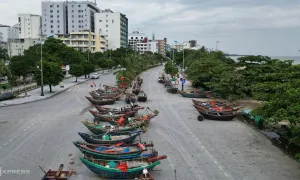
[0, 66, 299, 180]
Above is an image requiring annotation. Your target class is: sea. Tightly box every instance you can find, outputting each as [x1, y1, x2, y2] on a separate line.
[227, 56, 300, 65]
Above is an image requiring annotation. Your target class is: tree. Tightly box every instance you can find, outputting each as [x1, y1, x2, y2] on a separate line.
[0, 47, 9, 61]
[82, 62, 95, 78]
[34, 61, 64, 92]
[164, 61, 178, 77]
[69, 64, 84, 82]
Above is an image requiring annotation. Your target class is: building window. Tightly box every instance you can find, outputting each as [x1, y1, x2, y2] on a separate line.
[106, 30, 108, 32]
[57, 20, 60, 23]
[51, 30, 53, 33]
[112, 20, 114, 23]
[57, 25, 60, 28]
[78, 5, 81, 7]
[106, 20, 108, 22]
[44, 24, 46, 27]
[57, 5, 59, 8]
[50, 5, 53, 8]
[72, 20, 74, 23]
[58, 30, 60, 33]
[72, 15, 74, 18]
[106, 15, 108, 17]
[50, 25, 53, 28]
[106, 25, 108, 27]
[57, 15, 59, 18]
[78, 10, 81, 13]
[72, 10, 74, 13]
[99, 20, 102, 22]
[50, 20, 53, 23]
[131, 37, 133, 39]
[50, 15, 53, 18]
[72, 5, 74, 7]
[72, 25, 74, 28]
[50, 10, 53, 13]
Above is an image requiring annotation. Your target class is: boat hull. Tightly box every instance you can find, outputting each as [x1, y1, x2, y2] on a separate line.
[80, 157, 160, 179]
[180, 92, 207, 98]
[78, 132, 140, 144]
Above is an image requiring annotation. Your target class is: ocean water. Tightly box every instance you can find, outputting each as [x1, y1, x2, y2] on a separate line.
[228, 56, 300, 65]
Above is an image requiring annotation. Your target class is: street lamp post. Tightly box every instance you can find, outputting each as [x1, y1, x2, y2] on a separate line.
[39, 35, 44, 96]
[174, 41, 185, 72]
[216, 41, 220, 51]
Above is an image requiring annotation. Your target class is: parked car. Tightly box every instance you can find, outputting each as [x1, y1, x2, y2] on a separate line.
[91, 73, 100, 79]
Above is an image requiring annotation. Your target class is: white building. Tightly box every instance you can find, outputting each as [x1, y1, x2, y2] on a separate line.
[18, 14, 41, 39]
[7, 38, 40, 57]
[41, 1, 100, 37]
[128, 31, 149, 53]
[94, 9, 128, 49]
[55, 31, 106, 52]
[0, 25, 19, 42]
[41, 1, 67, 36]
[66, 1, 99, 33]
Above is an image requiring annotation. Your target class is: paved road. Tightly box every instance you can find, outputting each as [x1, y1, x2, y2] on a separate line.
[0, 66, 300, 180]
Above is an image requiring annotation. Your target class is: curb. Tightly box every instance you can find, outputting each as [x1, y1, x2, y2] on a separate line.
[0, 70, 114, 108]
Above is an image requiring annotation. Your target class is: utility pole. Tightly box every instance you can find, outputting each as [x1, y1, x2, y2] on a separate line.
[40, 35, 44, 96]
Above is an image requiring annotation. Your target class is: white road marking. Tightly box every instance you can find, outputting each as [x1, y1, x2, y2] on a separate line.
[9, 139, 13, 142]
[219, 166, 223, 170]
[31, 123, 34, 126]
[201, 146, 205, 149]
[192, 135, 195, 137]
[205, 150, 209, 154]
[168, 157, 175, 170]
[14, 136, 17, 139]
[213, 160, 218, 164]
[23, 129, 27, 132]
[247, 132, 253, 137]
[156, 129, 175, 145]
[4, 143, 8, 146]
[224, 173, 229, 177]
[208, 154, 213, 158]
[27, 126, 31, 129]
[37, 144, 45, 153]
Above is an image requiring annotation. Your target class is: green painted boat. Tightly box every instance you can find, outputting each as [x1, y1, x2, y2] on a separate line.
[81, 121, 144, 135]
[79, 155, 167, 179]
[180, 92, 207, 98]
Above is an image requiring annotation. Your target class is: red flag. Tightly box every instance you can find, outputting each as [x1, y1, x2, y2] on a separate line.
[117, 117, 125, 126]
[138, 142, 145, 150]
[117, 162, 127, 172]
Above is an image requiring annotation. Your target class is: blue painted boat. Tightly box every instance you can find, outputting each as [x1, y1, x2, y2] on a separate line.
[78, 130, 142, 144]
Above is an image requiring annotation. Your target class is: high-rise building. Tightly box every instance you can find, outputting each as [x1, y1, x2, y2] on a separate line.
[41, 1, 67, 36]
[54, 30, 106, 52]
[128, 31, 149, 53]
[157, 38, 167, 56]
[18, 14, 41, 39]
[94, 9, 128, 49]
[189, 40, 197, 47]
[41, 1, 99, 36]
[0, 25, 19, 42]
[7, 38, 40, 57]
[66, 1, 99, 33]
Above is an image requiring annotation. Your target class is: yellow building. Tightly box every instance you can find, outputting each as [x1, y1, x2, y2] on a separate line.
[55, 31, 106, 52]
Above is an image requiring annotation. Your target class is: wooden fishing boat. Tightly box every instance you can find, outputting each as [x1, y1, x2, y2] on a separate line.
[85, 96, 115, 105]
[72, 141, 154, 160]
[89, 110, 137, 120]
[192, 99, 235, 110]
[180, 91, 207, 98]
[137, 91, 147, 102]
[40, 164, 71, 180]
[93, 105, 144, 113]
[81, 121, 145, 135]
[166, 87, 178, 94]
[89, 91, 122, 100]
[73, 141, 154, 148]
[95, 89, 120, 95]
[193, 105, 236, 121]
[79, 154, 167, 179]
[98, 114, 154, 126]
[77, 130, 142, 144]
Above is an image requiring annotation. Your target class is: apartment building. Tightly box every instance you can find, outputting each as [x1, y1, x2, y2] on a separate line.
[55, 31, 106, 52]
[128, 31, 149, 53]
[94, 9, 128, 49]
[0, 25, 19, 42]
[18, 14, 41, 39]
[41, 1, 99, 36]
[157, 38, 167, 56]
[7, 38, 40, 57]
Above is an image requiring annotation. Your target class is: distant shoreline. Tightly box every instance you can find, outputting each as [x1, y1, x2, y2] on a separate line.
[227, 55, 300, 64]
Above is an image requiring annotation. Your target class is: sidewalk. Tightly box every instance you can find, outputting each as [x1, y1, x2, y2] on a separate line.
[0, 70, 113, 108]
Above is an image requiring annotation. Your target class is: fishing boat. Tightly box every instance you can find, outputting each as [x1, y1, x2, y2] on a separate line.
[89, 110, 137, 120]
[166, 87, 178, 94]
[192, 99, 235, 110]
[193, 104, 237, 121]
[40, 164, 71, 180]
[79, 154, 167, 179]
[77, 130, 142, 144]
[89, 91, 123, 101]
[93, 105, 144, 113]
[97, 114, 155, 126]
[180, 90, 208, 98]
[85, 96, 115, 105]
[158, 77, 164, 83]
[137, 91, 147, 102]
[81, 121, 145, 135]
[73, 141, 155, 160]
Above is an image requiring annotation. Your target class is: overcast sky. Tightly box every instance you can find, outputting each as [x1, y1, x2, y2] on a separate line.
[1, 0, 300, 56]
